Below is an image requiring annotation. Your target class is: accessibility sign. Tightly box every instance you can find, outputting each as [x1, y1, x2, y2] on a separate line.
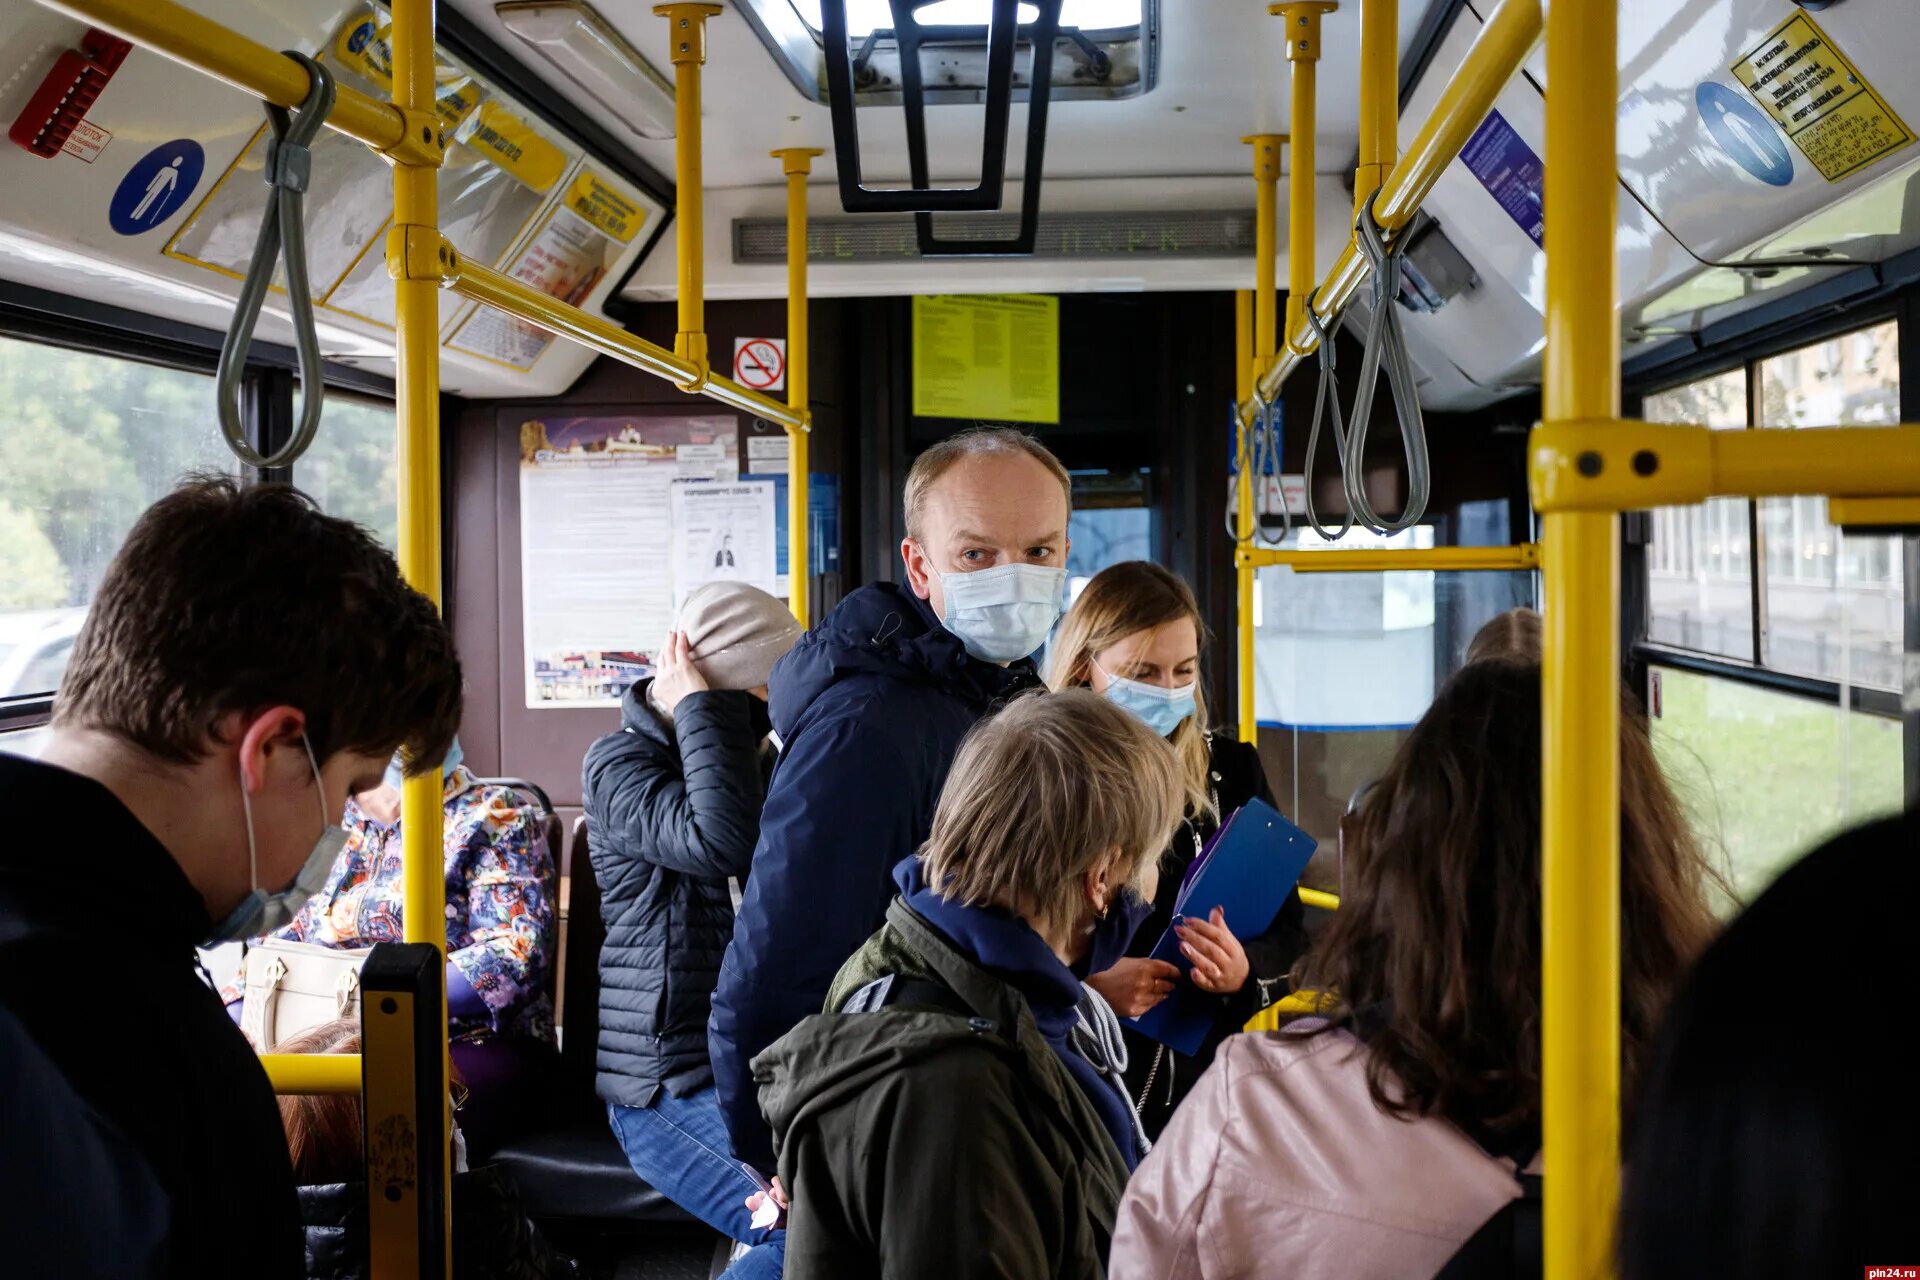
[109, 139, 204, 235]
[1728, 11, 1913, 184]
[734, 337, 786, 392]
[1697, 82, 1794, 187]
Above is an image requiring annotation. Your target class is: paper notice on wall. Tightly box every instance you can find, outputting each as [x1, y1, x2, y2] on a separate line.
[669, 482, 779, 612]
[911, 294, 1060, 424]
[675, 442, 737, 482]
[746, 433, 790, 471]
[1730, 11, 1915, 183]
[518, 415, 737, 708]
[446, 164, 647, 371]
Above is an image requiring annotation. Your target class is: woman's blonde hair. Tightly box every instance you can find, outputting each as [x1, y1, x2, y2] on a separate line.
[921, 689, 1186, 940]
[1464, 606, 1543, 666]
[1046, 561, 1212, 816]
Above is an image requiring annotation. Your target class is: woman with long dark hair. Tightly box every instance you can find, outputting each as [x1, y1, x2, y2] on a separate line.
[1110, 658, 1721, 1278]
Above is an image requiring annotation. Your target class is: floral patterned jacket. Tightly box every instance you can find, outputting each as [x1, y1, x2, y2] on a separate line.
[223, 766, 556, 1044]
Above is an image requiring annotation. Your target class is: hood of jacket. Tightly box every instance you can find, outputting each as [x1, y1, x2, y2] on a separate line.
[752, 896, 1131, 1201]
[766, 581, 1037, 740]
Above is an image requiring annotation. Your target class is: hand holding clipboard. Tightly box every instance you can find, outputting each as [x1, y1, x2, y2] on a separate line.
[1124, 799, 1317, 1056]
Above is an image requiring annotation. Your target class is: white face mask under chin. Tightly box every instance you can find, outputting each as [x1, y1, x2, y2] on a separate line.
[936, 561, 1067, 664]
[204, 735, 350, 945]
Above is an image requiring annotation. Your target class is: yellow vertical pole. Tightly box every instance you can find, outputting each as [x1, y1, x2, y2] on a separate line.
[1355, 0, 1398, 215]
[386, 0, 450, 1271]
[1542, 0, 1620, 1273]
[773, 147, 823, 630]
[1273, 3, 1336, 348]
[656, 3, 724, 383]
[1242, 134, 1284, 377]
[1234, 288, 1257, 745]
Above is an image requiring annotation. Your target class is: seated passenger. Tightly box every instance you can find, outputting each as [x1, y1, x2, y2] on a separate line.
[1047, 560, 1308, 1137]
[1619, 807, 1920, 1279]
[225, 737, 557, 1158]
[0, 478, 461, 1279]
[1109, 658, 1720, 1279]
[272, 1018, 577, 1280]
[582, 582, 800, 1277]
[1464, 605, 1542, 665]
[753, 690, 1184, 1279]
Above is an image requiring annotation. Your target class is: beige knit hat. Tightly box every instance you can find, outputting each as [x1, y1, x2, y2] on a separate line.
[679, 582, 802, 690]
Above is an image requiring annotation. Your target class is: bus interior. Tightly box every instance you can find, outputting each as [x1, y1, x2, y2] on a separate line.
[1, 0, 1916, 1274]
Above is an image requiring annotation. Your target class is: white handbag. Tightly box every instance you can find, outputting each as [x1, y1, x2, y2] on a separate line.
[240, 939, 372, 1049]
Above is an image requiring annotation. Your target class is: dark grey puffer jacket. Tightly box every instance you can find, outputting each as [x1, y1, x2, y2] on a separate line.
[583, 680, 773, 1105]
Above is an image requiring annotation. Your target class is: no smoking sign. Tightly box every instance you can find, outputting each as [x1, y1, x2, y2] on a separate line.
[733, 337, 786, 392]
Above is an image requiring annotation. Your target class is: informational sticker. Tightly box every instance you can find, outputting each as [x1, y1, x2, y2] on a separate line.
[1458, 109, 1544, 247]
[1729, 11, 1914, 183]
[747, 433, 790, 471]
[733, 337, 787, 392]
[1696, 82, 1795, 187]
[333, 10, 482, 129]
[675, 441, 737, 482]
[741, 471, 840, 598]
[518, 415, 739, 708]
[109, 139, 204, 235]
[61, 120, 110, 163]
[911, 294, 1060, 425]
[564, 169, 646, 243]
[457, 99, 569, 193]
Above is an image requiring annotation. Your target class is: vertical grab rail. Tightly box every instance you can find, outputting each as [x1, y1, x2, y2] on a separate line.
[1541, 0, 1621, 1276]
[774, 148, 823, 630]
[1234, 288, 1256, 744]
[657, 4, 725, 386]
[384, 0, 451, 1271]
[1275, 3, 1336, 355]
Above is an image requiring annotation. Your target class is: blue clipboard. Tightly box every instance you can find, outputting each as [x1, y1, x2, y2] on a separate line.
[1124, 798, 1317, 1057]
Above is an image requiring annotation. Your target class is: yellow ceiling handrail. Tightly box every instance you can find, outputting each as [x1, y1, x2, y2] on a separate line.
[1240, 543, 1540, 572]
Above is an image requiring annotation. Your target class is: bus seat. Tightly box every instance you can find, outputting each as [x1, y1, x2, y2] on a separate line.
[488, 816, 695, 1227]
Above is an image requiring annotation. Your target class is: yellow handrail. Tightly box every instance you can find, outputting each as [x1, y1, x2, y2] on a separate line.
[1531, 420, 1920, 512]
[1239, 543, 1540, 572]
[1297, 886, 1340, 912]
[444, 258, 806, 432]
[1540, 0, 1619, 1271]
[1276, 3, 1337, 355]
[1233, 289, 1256, 744]
[1240, 0, 1543, 424]
[774, 147, 824, 630]
[37, 0, 412, 155]
[259, 1053, 362, 1095]
[657, 4, 725, 382]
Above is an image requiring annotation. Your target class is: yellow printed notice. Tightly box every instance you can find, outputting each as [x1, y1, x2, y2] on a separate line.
[565, 171, 647, 245]
[1731, 11, 1914, 183]
[912, 294, 1060, 425]
[459, 100, 570, 193]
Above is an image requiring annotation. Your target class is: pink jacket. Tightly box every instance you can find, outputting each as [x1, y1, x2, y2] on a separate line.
[1109, 1028, 1530, 1280]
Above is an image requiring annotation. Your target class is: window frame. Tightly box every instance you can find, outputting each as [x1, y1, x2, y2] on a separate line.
[1625, 303, 1915, 793]
[0, 280, 402, 731]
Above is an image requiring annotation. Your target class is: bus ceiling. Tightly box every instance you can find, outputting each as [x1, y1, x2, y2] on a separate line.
[2, 0, 1920, 406]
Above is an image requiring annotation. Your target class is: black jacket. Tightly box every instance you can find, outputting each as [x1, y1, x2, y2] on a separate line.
[754, 898, 1130, 1280]
[0, 753, 303, 1279]
[295, 1167, 576, 1280]
[582, 681, 773, 1104]
[710, 582, 1040, 1168]
[1121, 734, 1310, 1137]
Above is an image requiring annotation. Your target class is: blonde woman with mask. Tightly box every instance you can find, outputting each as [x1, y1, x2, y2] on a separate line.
[1047, 560, 1309, 1138]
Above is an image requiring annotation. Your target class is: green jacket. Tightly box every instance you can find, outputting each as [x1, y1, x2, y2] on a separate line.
[752, 897, 1132, 1280]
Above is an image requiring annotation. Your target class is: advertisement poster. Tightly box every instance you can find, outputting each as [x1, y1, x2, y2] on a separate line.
[518, 415, 736, 708]
[448, 166, 648, 370]
[669, 481, 779, 611]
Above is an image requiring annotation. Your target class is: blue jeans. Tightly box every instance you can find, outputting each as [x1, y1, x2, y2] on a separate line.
[608, 1089, 785, 1280]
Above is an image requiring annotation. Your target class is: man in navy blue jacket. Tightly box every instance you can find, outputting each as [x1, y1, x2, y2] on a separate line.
[710, 427, 1074, 1170]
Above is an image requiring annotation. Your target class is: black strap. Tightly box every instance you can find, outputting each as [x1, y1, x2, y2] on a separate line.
[841, 972, 984, 1026]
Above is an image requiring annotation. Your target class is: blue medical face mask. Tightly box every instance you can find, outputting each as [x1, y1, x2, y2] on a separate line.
[1097, 662, 1198, 739]
[205, 734, 350, 946]
[936, 561, 1068, 664]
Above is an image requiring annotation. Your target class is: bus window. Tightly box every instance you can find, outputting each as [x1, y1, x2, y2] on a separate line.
[1756, 321, 1904, 689]
[298, 393, 399, 552]
[1645, 370, 1752, 662]
[0, 335, 231, 711]
[1650, 666, 1904, 903]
